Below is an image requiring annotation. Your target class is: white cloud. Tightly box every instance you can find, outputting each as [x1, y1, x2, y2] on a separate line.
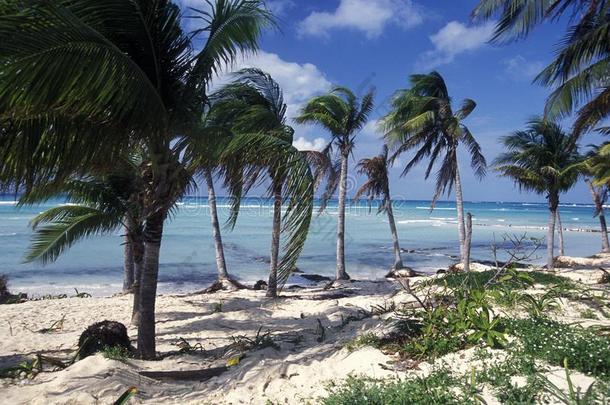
[217, 51, 332, 118]
[502, 55, 544, 82]
[293, 136, 327, 151]
[417, 21, 495, 69]
[362, 119, 382, 139]
[211, 51, 333, 150]
[298, 0, 423, 39]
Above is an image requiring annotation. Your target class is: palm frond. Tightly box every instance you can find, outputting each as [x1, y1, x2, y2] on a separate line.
[25, 205, 121, 264]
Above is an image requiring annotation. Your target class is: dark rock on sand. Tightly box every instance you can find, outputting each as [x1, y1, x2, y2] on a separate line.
[253, 280, 268, 290]
[385, 267, 416, 278]
[78, 320, 132, 359]
[299, 274, 332, 283]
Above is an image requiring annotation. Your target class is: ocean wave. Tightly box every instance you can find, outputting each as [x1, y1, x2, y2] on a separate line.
[398, 219, 447, 227]
[0, 201, 17, 206]
[416, 206, 455, 211]
[0, 232, 17, 237]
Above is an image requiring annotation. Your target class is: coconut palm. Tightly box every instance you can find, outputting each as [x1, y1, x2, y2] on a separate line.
[381, 72, 486, 272]
[472, 0, 610, 136]
[355, 146, 412, 274]
[213, 69, 318, 297]
[584, 142, 610, 252]
[295, 87, 375, 281]
[0, 0, 274, 359]
[495, 118, 582, 270]
[182, 116, 245, 292]
[17, 154, 166, 324]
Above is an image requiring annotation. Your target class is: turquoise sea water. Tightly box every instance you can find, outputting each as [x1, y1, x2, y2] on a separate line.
[0, 196, 604, 296]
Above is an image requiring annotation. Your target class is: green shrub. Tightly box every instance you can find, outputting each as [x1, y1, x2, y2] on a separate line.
[394, 288, 506, 359]
[508, 317, 610, 376]
[434, 270, 569, 290]
[322, 371, 479, 405]
[101, 345, 132, 362]
[344, 333, 380, 352]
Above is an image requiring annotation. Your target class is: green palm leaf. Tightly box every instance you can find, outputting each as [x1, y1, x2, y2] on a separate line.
[25, 205, 121, 264]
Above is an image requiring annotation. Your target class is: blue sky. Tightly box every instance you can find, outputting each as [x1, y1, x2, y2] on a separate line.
[180, 0, 601, 204]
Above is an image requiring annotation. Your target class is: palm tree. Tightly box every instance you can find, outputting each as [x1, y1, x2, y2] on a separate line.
[296, 87, 375, 281]
[213, 69, 318, 297]
[584, 142, 610, 252]
[19, 159, 147, 323]
[0, 0, 274, 359]
[355, 146, 412, 275]
[183, 117, 245, 292]
[472, 0, 610, 136]
[381, 72, 486, 272]
[495, 118, 582, 270]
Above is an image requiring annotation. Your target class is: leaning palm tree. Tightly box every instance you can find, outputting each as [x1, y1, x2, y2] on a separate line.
[213, 69, 317, 297]
[472, 0, 610, 136]
[495, 118, 582, 270]
[0, 0, 274, 359]
[381, 72, 486, 272]
[584, 142, 610, 252]
[355, 146, 412, 275]
[296, 87, 375, 281]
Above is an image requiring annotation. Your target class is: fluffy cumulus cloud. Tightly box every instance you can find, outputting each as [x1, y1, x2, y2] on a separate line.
[217, 51, 332, 117]
[292, 136, 327, 151]
[298, 0, 423, 39]
[417, 21, 495, 69]
[502, 55, 545, 82]
[362, 119, 382, 139]
[211, 51, 333, 151]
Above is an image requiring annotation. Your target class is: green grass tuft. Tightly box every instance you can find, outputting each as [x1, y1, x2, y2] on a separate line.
[322, 371, 479, 405]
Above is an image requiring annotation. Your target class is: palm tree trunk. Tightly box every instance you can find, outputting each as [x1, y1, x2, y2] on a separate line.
[123, 226, 134, 293]
[385, 195, 403, 270]
[131, 235, 144, 325]
[267, 180, 282, 298]
[204, 168, 229, 280]
[137, 209, 165, 360]
[587, 180, 610, 253]
[336, 151, 350, 280]
[556, 210, 565, 256]
[547, 192, 559, 270]
[453, 159, 470, 272]
[465, 212, 473, 268]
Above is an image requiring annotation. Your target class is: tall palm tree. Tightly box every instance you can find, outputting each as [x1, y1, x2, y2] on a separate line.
[182, 116, 245, 292]
[472, 0, 610, 136]
[213, 69, 318, 297]
[295, 87, 375, 281]
[355, 146, 412, 274]
[381, 72, 486, 272]
[0, 0, 274, 359]
[495, 118, 582, 270]
[584, 142, 610, 252]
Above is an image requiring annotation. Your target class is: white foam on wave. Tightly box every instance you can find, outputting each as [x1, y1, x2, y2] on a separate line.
[0, 232, 17, 237]
[398, 219, 446, 227]
[416, 206, 455, 211]
[0, 201, 17, 206]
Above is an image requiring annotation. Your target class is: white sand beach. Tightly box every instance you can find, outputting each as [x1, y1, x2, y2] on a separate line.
[1, 256, 609, 404]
